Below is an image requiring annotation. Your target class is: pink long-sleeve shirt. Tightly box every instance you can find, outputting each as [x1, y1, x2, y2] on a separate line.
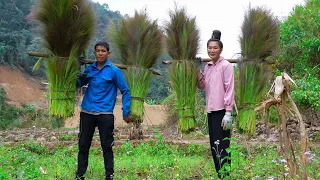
[197, 56, 235, 112]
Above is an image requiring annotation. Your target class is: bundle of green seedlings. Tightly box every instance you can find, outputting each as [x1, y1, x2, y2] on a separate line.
[164, 6, 200, 133]
[33, 0, 95, 118]
[238, 6, 279, 135]
[110, 11, 163, 124]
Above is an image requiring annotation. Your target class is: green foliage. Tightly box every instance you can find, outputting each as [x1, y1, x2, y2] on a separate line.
[194, 90, 207, 134]
[165, 5, 200, 60]
[240, 6, 279, 60]
[110, 10, 163, 123]
[164, 5, 200, 133]
[291, 70, 320, 110]
[278, 0, 320, 110]
[19, 107, 64, 129]
[0, 88, 22, 129]
[33, 0, 94, 57]
[58, 134, 76, 141]
[23, 141, 50, 155]
[162, 89, 207, 134]
[109, 10, 163, 68]
[33, 0, 95, 118]
[0, 0, 35, 72]
[0, 88, 64, 129]
[146, 99, 156, 105]
[51, 116, 64, 129]
[238, 63, 271, 135]
[279, 0, 320, 71]
[146, 55, 171, 103]
[169, 61, 198, 132]
[46, 54, 78, 118]
[238, 6, 278, 135]
[1, 141, 320, 179]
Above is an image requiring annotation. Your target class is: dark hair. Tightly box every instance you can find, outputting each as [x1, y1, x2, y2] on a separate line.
[94, 41, 110, 51]
[207, 30, 223, 49]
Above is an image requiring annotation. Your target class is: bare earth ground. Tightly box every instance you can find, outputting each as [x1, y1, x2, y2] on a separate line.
[0, 66, 47, 108]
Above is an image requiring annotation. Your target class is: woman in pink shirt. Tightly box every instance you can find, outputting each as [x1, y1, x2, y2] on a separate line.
[197, 30, 235, 179]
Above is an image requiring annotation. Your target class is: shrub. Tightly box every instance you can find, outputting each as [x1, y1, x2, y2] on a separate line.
[0, 88, 22, 129]
[278, 0, 320, 110]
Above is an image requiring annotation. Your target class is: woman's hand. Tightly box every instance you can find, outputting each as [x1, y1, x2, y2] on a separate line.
[221, 112, 232, 130]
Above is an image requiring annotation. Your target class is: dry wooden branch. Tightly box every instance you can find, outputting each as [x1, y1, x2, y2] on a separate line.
[28, 51, 161, 75]
[287, 92, 309, 178]
[254, 98, 279, 112]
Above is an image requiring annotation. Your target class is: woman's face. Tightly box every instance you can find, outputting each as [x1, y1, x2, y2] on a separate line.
[207, 41, 222, 61]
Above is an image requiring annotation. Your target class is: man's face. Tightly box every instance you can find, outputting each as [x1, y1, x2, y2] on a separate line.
[94, 45, 110, 63]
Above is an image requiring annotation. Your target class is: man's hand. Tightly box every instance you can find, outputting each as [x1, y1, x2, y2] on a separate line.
[221, 112, 232, 130]
[123, 116, 131, 123]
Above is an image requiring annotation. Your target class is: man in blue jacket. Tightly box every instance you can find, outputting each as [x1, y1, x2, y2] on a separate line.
[76, 41, 131, 180]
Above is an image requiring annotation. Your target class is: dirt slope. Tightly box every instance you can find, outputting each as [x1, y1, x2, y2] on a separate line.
[0, 66, 47, 108]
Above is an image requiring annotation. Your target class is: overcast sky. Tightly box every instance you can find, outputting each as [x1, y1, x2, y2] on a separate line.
[93, 0, 304, 59]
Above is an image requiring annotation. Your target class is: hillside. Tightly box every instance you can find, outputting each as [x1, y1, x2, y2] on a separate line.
[0, 66, 47, 108]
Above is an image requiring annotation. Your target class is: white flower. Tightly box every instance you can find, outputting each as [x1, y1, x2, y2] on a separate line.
[280, 159, 287, 163]
[308, 153, 316, 162]
[252, 175, 259, 180]
[214, 140, 220, 145]
[268, 176, 275, 180]
[284, 173, 289, 177]
[271, 160, 277, 163]
[40, 166, 47, 174]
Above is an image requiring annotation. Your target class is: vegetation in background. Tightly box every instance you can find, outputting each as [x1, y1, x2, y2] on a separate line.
[0, 0, 34, 73]
[164, 5, 200, 133]
[32, 0, 95, 118]
[162, 89, 207, 134]
[0, 88, 63, 130]
[109, 10, 163, 124]
[278, 0, 320, 110]
[0, 88, 22, 129]
[238, 6, 279, 135]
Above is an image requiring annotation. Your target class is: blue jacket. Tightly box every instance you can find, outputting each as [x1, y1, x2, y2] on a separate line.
[77, 60, 131, 117]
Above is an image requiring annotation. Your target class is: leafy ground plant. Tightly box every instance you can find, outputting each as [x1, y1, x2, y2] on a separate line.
[0, 140, 319, 179]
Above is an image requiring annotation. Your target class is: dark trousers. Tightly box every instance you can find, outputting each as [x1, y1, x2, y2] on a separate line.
[76, 112, 114, 179]
[208, 110, 231, 179]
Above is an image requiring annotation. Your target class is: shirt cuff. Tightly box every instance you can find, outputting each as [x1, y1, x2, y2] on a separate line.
[225, 106, 233, 112]
[123, 111, 130, 117]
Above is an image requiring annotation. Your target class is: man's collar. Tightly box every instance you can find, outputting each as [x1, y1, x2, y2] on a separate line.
[93, 60, 111, 68]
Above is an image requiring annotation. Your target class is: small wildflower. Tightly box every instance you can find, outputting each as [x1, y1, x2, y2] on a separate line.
[252, 175, 259, 180]
[214, 140, 220, 145]
[271, 160, 277, 163]
[284, 173, 289, 177]
[308, 153, 316, 162]
[268, 176, 275, 180]
[304, 151, 311, 155]
[40, 166, 47, 174]
[280, 159, 287, 163]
